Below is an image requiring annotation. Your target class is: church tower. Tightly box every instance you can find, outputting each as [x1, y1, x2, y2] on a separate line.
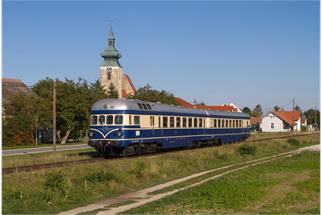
[99, 24, 135, 98]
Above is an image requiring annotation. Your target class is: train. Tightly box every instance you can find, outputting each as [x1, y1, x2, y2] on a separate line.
[88, 99, 251, 155]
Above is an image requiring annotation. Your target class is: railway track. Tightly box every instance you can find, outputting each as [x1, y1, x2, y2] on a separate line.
[3, 132, 319, 175]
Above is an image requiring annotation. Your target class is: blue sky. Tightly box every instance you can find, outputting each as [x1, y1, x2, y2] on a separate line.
[3, 1, 320, 111]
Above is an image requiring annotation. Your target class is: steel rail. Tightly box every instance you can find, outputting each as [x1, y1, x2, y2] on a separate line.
[3, 132, 319, 175]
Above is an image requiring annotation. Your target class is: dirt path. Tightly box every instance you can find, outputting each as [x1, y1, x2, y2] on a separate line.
[59, 144, 319, 215]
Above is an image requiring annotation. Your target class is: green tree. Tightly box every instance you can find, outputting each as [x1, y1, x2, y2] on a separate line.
[242, 107, 252, 116]
[252, 104, 263, 117]
[3, 92, 38, 146]
[129, 84, 178, 105]
[274, 105, 281, 111]
[304, 109, 320, 129]
[106, 83, 119, 98]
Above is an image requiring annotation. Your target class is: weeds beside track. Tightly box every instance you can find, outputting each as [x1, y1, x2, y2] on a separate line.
[3, 132, 319, 175]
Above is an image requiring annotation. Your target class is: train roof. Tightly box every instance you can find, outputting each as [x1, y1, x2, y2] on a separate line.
[91, 99, 249, 118]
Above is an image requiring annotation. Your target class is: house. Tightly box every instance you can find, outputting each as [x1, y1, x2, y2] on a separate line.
[260, 111, 301, 132]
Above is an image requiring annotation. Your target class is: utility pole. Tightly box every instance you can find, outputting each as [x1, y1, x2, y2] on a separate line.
[53, 81, 56, 152]
[35, 117, 38, 145]
[292, 99, 295, 132]
[314, 106, 317, 131]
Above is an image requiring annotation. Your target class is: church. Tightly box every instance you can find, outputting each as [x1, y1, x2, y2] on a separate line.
[99, 24, 136, 98]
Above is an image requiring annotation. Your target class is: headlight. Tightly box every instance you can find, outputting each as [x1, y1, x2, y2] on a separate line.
[117, 131, 123, 137]
[89, 132, 93, 137]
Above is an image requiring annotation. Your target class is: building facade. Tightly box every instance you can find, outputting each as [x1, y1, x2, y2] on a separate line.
[260, 111, 301, 132]
[99, 25, 135, 98]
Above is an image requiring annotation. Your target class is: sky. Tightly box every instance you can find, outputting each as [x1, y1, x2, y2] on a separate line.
[3, 1, 320, 112]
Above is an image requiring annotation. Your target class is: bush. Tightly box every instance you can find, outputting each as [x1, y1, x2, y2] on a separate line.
[44, 171, 67, 194]
[238, 145, 257, 156]
[287, 138, 300, 146]
[85, 171, 115, 183]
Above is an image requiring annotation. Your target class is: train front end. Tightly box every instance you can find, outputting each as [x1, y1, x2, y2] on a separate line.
[88, 99, 127, 154]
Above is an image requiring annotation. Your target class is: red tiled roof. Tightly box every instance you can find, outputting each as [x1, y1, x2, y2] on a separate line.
[194, 105, 237, 112]
[273, 111, 301, 126]
[175, 97, 194, 108]
[250, 116, 262, 125]
[125, 74, 136, 92]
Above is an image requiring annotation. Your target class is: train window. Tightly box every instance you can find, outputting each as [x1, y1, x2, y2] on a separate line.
[158, 117, 161, 128]
[146, 104, 152, 110]
[150, 116, 154, 127]
[137, 103, 143, 109]
[188, 118, 193, 127]
[163, 117, 168, 128]
[107, 115, 113, 125]
[176, 117, 181, 127]
[134, 115, 140, 125]
[98, 115, 105, 125]
[129, 115, 132, 125]
[199, 118, 202, 128]
[229, 120, 232, 128]
[203, 119, 205, 128]
[91, 115, 98, 125]
[226, 120, 228, 128]
[217, 119, 220, 128]
[239, 120, 242, 127]
[115, 115, 123, 124]
[183, 117, 187, 127]
[142, 103, 148, 110]
[194, 118, 198, 128]
[170, 117, 175, 128]
[214, 119, 217, 128]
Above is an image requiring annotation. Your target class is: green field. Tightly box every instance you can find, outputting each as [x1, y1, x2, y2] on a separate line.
[2, 148, 97, 168]
[2, 133, 319, 214]
[125, 151, 320, 214]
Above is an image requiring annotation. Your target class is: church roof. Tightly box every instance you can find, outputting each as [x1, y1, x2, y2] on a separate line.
[101, 24, 122, 67]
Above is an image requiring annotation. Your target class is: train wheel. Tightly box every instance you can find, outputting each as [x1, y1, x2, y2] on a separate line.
[147, 144, 157, 153]
[122, 146, 135, 156]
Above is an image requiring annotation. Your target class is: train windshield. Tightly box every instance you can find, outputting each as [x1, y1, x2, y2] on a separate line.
[115, 115, 123, 124]
[91, 115, 97, 125]
[98, 115, 105, 125]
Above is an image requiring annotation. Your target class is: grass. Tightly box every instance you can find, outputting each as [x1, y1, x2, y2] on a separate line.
[124, 151, 320, 214]
[2, 148, 97, 168]
[3, 138, 88, 150]
[2, 133, 319, 214]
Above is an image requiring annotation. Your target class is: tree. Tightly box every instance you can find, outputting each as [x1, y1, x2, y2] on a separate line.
[106, 83, 119, 98]
[129, 84, 178, 105]
[294, 105, 301, 113]
[242, 107, 252, 116]
[274, 105, 281, 111]
[304, 109, 320, 129]
[252, 104, 263, 117]
[3, 92, 38, 146]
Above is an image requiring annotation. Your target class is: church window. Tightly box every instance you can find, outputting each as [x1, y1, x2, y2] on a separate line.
[107, 72, 111, 80]
[271, 123, 274, 129]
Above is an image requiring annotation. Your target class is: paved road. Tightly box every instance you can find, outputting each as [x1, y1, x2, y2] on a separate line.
[3, 144, 92, 156]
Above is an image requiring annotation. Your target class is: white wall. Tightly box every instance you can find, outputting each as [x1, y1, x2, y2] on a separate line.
[260, 113, 289, 132]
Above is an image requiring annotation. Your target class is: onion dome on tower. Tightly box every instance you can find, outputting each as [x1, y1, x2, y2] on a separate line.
[101, 24, 122, 67]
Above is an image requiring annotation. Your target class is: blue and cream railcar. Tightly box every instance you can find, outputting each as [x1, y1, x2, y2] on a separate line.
[88, 99, 250, 155]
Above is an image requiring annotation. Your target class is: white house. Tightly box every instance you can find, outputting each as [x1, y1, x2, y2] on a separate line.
[260, 111, 301, 132]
